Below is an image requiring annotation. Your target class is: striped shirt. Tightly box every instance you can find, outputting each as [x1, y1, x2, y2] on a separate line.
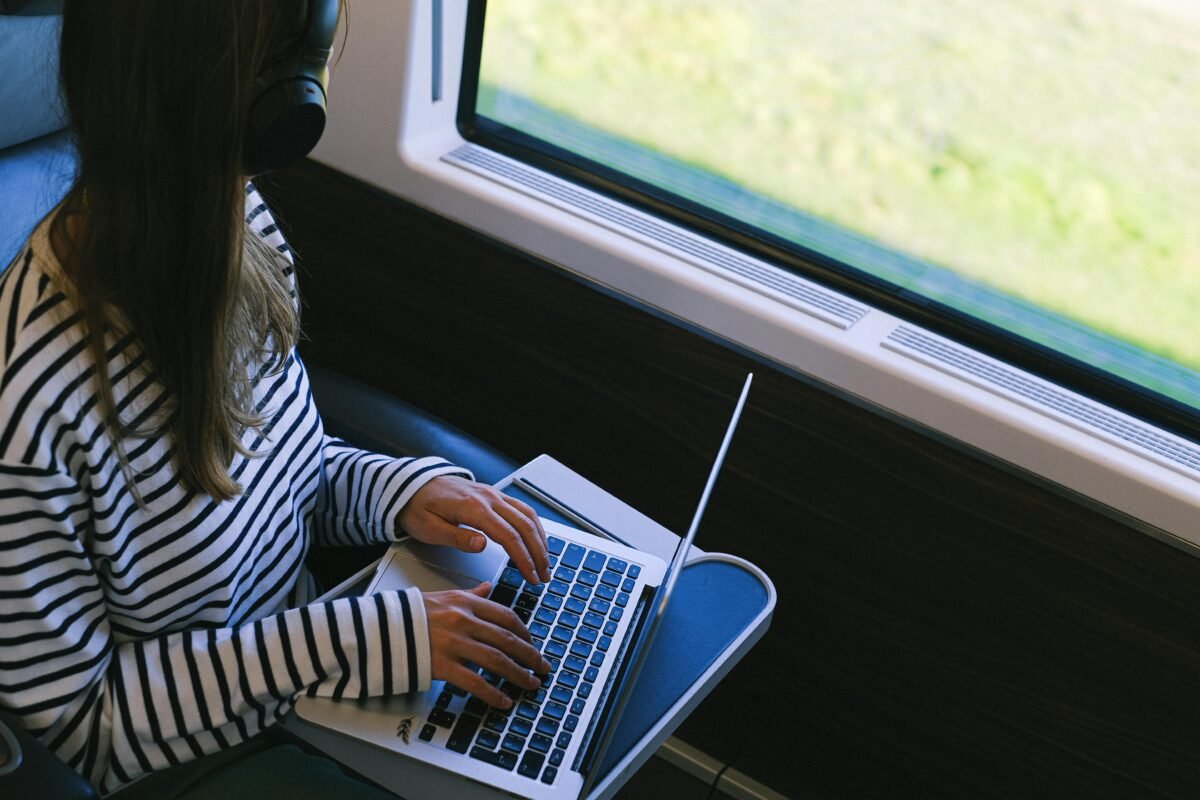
[0, 186, 470, 794]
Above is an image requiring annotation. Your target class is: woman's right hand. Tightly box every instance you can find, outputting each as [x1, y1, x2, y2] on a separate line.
[423, 582, 551, 709]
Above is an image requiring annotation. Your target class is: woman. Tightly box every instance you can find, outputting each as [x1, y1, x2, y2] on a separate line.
[0, 1, 550, 796]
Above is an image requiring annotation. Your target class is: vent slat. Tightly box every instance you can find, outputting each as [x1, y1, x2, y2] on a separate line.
[885, 326, 1200, 476]
[443, 144, 869, 329]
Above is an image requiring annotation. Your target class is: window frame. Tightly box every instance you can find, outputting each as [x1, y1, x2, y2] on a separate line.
[455, 0, 1200, 445]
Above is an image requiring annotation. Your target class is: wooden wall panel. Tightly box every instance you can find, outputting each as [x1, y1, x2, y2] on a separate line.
[261, 161, 1200, 799]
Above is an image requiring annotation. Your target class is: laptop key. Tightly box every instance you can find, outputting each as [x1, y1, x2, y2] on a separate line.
[427, 709, 456, 728]
[577, 570, 598, 588]
[622, 577, 635, 592]
[526, 581, 545, 596]
[516, 701, 539, 721]
[446, 682, 468, 697]
[550, 626, 573, 643]
[550, 748, 565, 767]
[543, 701, 568, 720]
[628, 565, 641, 579]
[489, 585, 517, 608]
[419, 724, 436, 742]
[547, 536, 565, 555]
[435, 690, 452, 709]
[557, 732, 572, 749]
[465, 697, 488, 716]
[569, 584, 592, 600]
[536, 717, 559, 736]
[547, 579, 570, 597]
[588, 598, 610, 615]
[516, 593, 539, 611]
[582, 611, 604, 629]
[446, 713, 482, 753]
[476, 730, 500, 750]
[564, 715, 579, 732]
[544, 641, 567, 659]
[502, 734, 526, 754]
[529, 622, 551, 639]
[597, 636, 612, 652]
[609, 607, 624, 622]
[509, 717, 533, 737]
[484, 713, 507, 732]
[542, 594, 563, 611]
[570, 698, 585, 715]
[595, 584, 615, 601]
[518, 751, 545, 779]
[546, 656, 560, 673]
[583, 551, 607, 572]
[561, 544, 586, 570]
[584, 666, 599, 683]
[577, 627, 598, 644]
[615, 592, 629, 608]
[553, 566, 577, 583]
[569, 641, 592, 659]
[514, 607, 531, 623]
[530, 733, 553, 753]
[542, 766, 558, 784]
[600, 570, 621, 587]
[565, 597, 586, 615]
[534, 607, 556, 625]
[471, 747, 516, 771]
[603, 620, 618, 636]
[578, 682, 592, 699]
[564, 655, 586, 673]
[550, 686, 572, 704]
[556, 671, 579, 689]
[499, 567, 524, 589]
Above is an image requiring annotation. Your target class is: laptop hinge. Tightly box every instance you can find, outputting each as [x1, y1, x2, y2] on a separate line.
[572, 586, 653, 775]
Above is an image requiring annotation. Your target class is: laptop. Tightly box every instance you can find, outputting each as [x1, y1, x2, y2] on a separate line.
[293, 373, 753, 799]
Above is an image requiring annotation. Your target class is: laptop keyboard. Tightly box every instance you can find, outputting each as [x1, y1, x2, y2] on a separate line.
[418, 534, 642, 786]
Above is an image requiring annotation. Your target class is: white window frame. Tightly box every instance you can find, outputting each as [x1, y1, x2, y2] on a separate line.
[312, 0, 1200, 554]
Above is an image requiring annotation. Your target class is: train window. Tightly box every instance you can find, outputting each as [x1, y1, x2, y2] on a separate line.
[461, 0, 1200, 440]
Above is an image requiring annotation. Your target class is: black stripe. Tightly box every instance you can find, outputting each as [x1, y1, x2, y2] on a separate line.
[205, 629, 248, 741]
[132, 640, 179, 766]
[324, 601, 352, 699]
[349, 599, 370, 699]
[375, 594, 394, 697]
[398, 591, 418, 693]
[3, 250, 32, 363]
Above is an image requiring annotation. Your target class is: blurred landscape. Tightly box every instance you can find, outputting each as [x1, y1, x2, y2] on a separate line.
[479, 0, 1200, 398]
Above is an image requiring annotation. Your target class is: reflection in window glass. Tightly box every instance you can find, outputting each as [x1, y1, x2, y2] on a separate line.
[477, 0, 1200, 409]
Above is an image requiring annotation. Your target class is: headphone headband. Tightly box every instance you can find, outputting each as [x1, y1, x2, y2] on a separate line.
[245, 0, 339, 176]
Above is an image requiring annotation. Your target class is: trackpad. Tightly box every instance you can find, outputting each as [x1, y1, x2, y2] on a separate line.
[370, 537, 506, 594]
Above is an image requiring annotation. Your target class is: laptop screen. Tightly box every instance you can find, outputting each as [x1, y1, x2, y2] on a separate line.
[579, 373, 753, 795]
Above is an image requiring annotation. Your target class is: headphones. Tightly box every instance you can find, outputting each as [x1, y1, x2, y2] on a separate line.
[245, 0, 340, 176]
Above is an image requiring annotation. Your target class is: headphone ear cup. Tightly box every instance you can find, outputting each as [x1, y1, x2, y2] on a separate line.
[245, 77, 327, 176]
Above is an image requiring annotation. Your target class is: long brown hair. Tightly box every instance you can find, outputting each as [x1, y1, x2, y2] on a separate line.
[52, 1, 317, 502]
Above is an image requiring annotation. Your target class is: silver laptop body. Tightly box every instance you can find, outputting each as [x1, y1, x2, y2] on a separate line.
[293, 374, 752, 799]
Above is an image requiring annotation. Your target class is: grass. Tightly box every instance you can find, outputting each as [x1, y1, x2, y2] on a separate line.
[478, 0, 1200, 398]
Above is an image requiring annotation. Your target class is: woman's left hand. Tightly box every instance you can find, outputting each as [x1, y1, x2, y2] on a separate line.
[397, 475, 552, 584]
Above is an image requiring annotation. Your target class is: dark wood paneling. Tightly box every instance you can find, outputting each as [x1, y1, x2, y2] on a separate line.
[261, 161, 1200, 800]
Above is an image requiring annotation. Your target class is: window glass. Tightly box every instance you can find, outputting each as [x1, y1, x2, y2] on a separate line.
[475, 0, 1200, 412]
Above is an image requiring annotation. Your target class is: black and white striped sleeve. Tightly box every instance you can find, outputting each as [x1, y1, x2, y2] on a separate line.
[311, 436, 473, 547]
[242, 183, 476, 548]
[0, 460, 431, 792]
